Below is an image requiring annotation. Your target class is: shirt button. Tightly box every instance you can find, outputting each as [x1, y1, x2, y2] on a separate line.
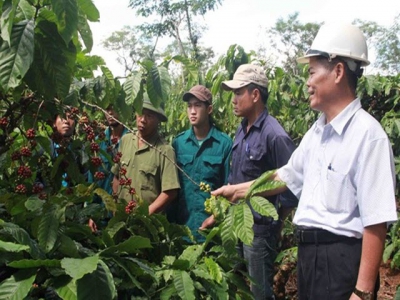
[250, 156, 253, 159]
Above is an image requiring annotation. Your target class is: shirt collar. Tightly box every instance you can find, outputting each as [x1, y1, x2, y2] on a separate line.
[316, 98, 362, 135]
[186, 126, 218, 144]
[105, 126, 129, 138]
[138, 132, 161, 149]
[241, 108, 269, 132]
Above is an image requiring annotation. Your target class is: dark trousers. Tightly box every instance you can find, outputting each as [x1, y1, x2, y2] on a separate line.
[297, 234, 379, 300]
[236, 231, 278, 300]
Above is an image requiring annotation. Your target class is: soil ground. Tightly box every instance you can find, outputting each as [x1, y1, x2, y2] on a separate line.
[378, 263, 400, 300]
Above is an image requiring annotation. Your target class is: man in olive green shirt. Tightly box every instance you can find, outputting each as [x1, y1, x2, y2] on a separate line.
[112, 100, 180, 214]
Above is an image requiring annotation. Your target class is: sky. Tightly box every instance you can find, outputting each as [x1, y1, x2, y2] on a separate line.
[91, 0, 399, 77]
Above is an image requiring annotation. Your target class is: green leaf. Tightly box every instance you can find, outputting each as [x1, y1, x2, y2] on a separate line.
[159, 270, 173, 284]
[100, 66, 115, 88]
[178, 244, 203, 268]
[162, 255, 176, 266]
[38, 204, 62, 253]
[173, 270, 195, 300]
[99, 236, 152, 256]
[220, 211, 237, 254]
[77, 14, 93, 52]
[8, 258, 61, 268]
[245, 169, 276, 199]
[124, 70, 143, 109]
[94, 188, 116, 213]
[104, 221, 125, 239]
[249, 180, 287, 198]
[392, 250, 400, 269]
[76, 260, 116, 300]
[198, 277, 228, 300]
[133, 214, 160, 242]
[58, 234, 80, 258]
[17, 0, 35, 20]
[0, 19, 34, 91]
[233, 204, 254, 246]
[192, 266, 212, 281]
[395, 286, 400, 300]
[53, 277, 77, 300]
[24, 197, 45, 212]
[225, 273, 253, 298]
[160, 283, 176, 300]
[203, 226, 220, 249]
[172, 259, 190, 270]
[0, 240, 29, 253]
[171, 55, 199, 82]
[1, 222, 45, 259]
[204, 257, 223, 283]
[37, 7, 58, 23]
[383, 243, 394, 263]
[10, 199, 26, 216]
[62, 256, 99, 280]
[25, 20, 76, 99]
[143, 61, 171, 107]
[114, 92, 133, 124]
[51, 0, 78, 45]
[0, 269, 36, 300]
[77, 0, 100, 21]
[124, 257, 155, 278]
[111, 257, 148, 296]
[249, 196, 278, 220]
[0, 0, 17, 46]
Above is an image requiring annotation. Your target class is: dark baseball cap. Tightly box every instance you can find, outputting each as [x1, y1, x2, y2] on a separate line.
[183, 85, 212, 104]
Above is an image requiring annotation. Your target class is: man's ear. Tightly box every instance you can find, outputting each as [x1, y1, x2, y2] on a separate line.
[252, 88, 261, 103]
[207, 104, 213, 115]
[334, 62, 346, 84]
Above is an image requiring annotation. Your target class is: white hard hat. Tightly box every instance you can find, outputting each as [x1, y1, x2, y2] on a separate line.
[297, 23, 370, 67]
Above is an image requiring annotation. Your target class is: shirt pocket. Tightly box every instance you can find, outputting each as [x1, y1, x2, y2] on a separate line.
[241, 148, 264, 178]
[322, 169, 356, 213]
[202, 155, 223, 181]
[139, 164, 158, 191]
[178, 154, 194, 170]
[120, 157, 130, 167]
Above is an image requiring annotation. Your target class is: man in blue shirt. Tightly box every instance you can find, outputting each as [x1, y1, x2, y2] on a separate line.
[95, 105, 128, 195]
[88, 105, 128, 231]
[50, 110, 88, 188]
[170, 85, 232, 241]
[221, 64, 297, 300]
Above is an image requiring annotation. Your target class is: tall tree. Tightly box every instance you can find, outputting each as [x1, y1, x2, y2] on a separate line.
[263, 13, 320, 74]
[102, 25, 159, 76]
[364, 14, 400, 75]
[128, 0, 222, 67]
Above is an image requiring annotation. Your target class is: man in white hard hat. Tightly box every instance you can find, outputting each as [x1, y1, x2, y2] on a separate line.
[212, 23, 397, 300]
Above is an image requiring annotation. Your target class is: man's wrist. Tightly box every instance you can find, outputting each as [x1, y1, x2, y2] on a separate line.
[353, 287, 374, 300]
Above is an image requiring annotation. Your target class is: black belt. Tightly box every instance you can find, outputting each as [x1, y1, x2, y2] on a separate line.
[295, 227, 358, 245]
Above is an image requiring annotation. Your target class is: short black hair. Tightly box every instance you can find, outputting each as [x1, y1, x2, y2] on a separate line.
[315, 56, 360, 91]
[246, 83, 269, 104]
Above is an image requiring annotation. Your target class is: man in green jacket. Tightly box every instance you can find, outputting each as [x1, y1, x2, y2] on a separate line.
[169, 85, 232, 241]
[112, 100, 180, 215]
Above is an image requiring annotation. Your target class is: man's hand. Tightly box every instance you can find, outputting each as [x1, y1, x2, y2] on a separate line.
[88, 218, 97, 233]
[112, 176, 119, 195]
[211, 181, 253, 202]
[148, 189, 178, 215]
[199, 215, 215, 230]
